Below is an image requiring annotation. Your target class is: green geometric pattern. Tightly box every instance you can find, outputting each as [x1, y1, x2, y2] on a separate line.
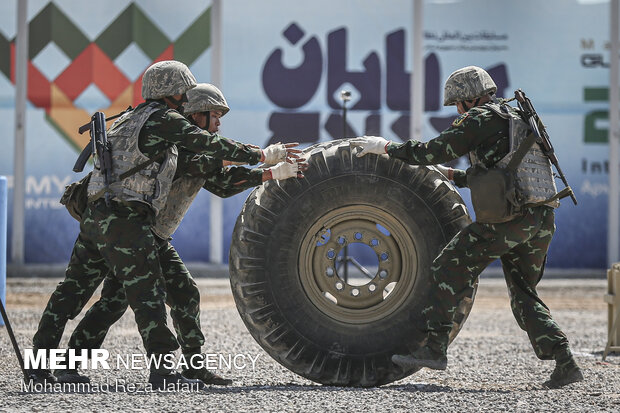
[0, 2, 211, 84]
[0, 31, 9, 79]
[28, 3, 90, 60]
[96, 4, 170, 61]
[175, 7, 212, 65]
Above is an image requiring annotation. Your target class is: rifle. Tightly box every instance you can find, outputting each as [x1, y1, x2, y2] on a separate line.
[72, 112, 115, 206]
[73, 106, 132, 173]
[0, 298, 28, 382]
[514, 89, 578, 205]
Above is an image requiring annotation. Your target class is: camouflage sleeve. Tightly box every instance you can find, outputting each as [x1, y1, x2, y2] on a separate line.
[174, 149, 262, 196]
[175, 150, 223, 179]
[202, 167, 263, 198]
[141, 107, 262, 164]
[202, 182, 246, 198]
[386, 107, 501, 165]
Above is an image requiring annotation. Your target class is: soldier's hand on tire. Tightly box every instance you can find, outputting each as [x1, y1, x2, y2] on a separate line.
[267, 159, 308, 180]
[261, 142, 302, 165]
[349, 136, 390, 157]
[434, 165, 454, 180]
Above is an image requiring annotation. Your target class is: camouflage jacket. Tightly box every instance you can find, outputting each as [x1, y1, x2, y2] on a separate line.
[137, 100, 262, 165]
[386, 102, 512, 187]
[151, 150, 262, 239]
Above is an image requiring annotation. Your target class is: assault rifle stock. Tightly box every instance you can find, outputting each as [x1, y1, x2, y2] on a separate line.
[514, 89, 578, 205]
[73, 106, 132, 173]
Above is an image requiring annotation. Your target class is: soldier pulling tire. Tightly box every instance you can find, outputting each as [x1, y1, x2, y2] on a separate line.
[229, 138, 476, 386]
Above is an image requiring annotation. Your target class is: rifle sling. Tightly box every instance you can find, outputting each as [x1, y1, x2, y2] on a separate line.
[78, 106, 133, 134]
[505, 131, 538, 172]
[119, 152, 166, 180]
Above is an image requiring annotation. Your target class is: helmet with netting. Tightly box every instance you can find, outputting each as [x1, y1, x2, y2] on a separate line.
[443, 66, 497, 106]
[184, 83, 230, 116]
[141, 60, 197, 100]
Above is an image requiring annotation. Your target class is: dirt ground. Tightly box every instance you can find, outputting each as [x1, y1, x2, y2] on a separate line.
[0, 276, 618, 412]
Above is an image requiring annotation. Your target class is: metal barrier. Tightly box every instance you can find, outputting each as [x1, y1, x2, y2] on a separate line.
[0, 176, 7, 326]
[603, 263, 620, 360]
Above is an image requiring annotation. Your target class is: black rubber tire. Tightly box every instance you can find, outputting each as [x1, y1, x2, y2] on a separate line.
[229, 139, 475, 386]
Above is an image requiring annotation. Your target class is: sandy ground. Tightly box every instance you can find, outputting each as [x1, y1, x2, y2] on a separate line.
[0, 276, 618, 412]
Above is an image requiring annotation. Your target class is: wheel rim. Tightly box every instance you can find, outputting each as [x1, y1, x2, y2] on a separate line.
[299, 205, 418, 324]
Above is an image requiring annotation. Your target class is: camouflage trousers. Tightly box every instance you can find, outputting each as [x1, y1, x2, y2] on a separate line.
[32, 200, 179, 356]
[67, 239, 204, 357]
[421, 206, 569, 360]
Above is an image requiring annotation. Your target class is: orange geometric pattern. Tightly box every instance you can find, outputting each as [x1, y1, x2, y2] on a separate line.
[2, 3, 210, 151]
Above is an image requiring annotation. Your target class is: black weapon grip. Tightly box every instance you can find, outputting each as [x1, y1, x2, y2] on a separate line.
[92, 112, 106, 159]
[72, 144, 93, 172]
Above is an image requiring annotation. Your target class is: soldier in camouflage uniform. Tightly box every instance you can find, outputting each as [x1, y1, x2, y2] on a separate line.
[350, 66, 583, 389]
[60, 83, 306, 386]
[28, 61, 301, 389]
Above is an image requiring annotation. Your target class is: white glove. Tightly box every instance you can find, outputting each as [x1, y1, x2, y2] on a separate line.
[349, 136, 390, 157]
[262, 144, 288, 165]
[268, 161, 300, 181]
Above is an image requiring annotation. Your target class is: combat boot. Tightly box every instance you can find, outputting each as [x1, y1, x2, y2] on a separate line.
[391, 345, 448, 371]
[543, 356, 584, 389]
[182, 367, 232, 386]
[55, 368, 90, 384]
[148, 370, 207, 391]
[25, 368, 57, 385]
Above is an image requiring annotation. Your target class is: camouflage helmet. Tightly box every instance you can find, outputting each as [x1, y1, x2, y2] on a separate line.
[443, 66, 497, 106]
[184, 83, 230, 116]
[141, 60, 197, 100]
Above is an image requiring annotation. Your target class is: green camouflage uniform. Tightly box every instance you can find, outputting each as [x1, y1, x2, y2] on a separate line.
[386, 102, 571, 360]
[66, 149, 261, 358]
[176, 149, 263, 197]
[33, 101, 262, 357]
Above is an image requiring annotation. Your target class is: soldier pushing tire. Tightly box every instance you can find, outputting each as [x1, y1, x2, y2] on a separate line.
[229, 138, 475, 386]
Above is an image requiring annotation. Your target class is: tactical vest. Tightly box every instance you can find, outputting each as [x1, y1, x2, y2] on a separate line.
[151, 176, 205, 239]
[87, 102, 178, 215]
[469, 102, 559, 209]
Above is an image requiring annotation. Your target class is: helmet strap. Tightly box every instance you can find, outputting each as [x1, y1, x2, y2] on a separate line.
[167, 93, 188, 106]
[166, 93, 188, 115]
[204, 111, 211, 131]
[461, 98, 483, 110]
[459, 100, 472, 111]
[187, 113, 199, 126]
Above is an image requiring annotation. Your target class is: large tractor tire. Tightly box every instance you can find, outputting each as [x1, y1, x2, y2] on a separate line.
[229, 139, 475, 386]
